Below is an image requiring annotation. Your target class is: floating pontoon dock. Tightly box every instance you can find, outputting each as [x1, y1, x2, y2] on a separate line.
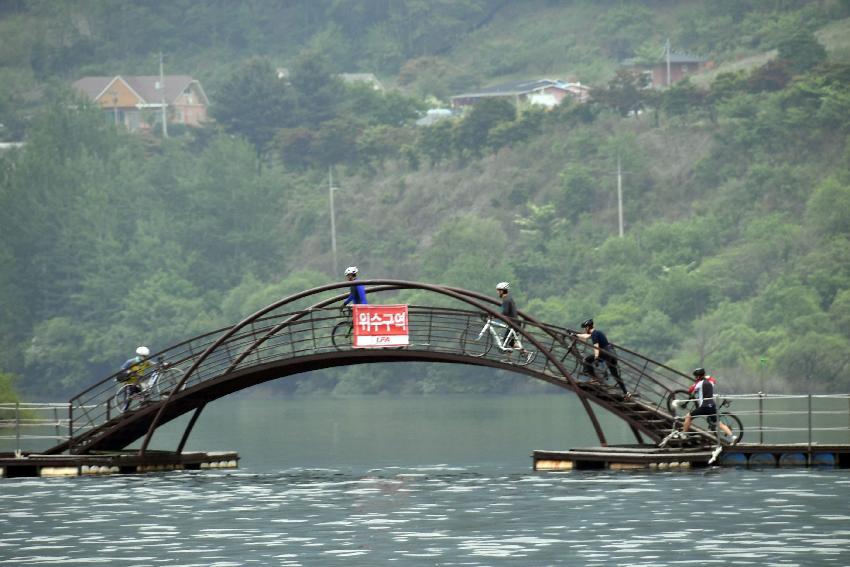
[534, 444, 850, 470]
[0, 450, 239, 478]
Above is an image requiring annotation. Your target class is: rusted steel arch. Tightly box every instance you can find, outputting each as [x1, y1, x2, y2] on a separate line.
[139, 280, 609, 456]
[67, 348, 637, 453]
[172, 283, 616, 454]
[67, 329, 710, 454]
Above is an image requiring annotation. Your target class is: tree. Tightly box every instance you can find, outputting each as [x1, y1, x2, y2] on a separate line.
[647, 266, 713, 324]
[592, 69, 650, 117]
[287, 51, 345, 127]
[556, 164, 596, 221]
[829, 289, 850, 338]
[770, 332, 850, 390]
[750, 277, 823, 332]
[341, 83, 423, 126]
[487, 107, 545, 151]
[417, 120, 454, 166]
[454, 98, 516, 158]
[514, 202, 564, 251]
[356, 125, 412, 169]
[662, 78, 706, 122]
[806, 178, 850, 237]
[799, 236, 850, 309]
[747, 59, 792, 93]
[312, 116, 363, 167]
[0, 370, 21, 405]
[23, 317, 94, 394]
[594, 4, 654, 60]
[707, 71, 748, 121]
[274, 127, 316, 170]
[420, 215, 514, 295]
[776, 29, 827, 74]
[211, 58, 291, 158]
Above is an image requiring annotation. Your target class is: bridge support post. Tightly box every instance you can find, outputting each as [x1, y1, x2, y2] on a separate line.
[177, 404, 206, 454]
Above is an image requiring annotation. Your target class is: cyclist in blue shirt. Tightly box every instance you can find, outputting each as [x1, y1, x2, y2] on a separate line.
[342, 266, 368, 306]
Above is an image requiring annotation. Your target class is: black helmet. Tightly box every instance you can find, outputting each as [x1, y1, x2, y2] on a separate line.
[692, 367, 706, 378]
[581, 319, 594, 329]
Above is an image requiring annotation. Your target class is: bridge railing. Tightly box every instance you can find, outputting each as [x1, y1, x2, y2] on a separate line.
[66, 303, 697, 451]
[722, 393, 850, 446]
[0, 403, 94, 452]
[535, 323, 694, 414]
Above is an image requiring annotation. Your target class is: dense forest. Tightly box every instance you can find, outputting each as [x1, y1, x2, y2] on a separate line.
[2, 0, 850, 401]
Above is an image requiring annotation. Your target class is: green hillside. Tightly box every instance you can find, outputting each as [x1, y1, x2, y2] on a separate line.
[1, 1, 850, 400]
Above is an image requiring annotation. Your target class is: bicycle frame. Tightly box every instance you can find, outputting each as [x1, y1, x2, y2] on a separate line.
[478, 318, 523, 352]
[115, 364, 167, 413]
[659, 403, 741, 448]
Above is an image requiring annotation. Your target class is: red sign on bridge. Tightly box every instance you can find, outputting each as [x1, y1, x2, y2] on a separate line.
[352, 305, 409, 348]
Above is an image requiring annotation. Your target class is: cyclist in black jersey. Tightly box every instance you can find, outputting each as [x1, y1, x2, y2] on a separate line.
[576, 319, 627, 395]
[682, 368, 735, 440]
[496, 282, 532, 364]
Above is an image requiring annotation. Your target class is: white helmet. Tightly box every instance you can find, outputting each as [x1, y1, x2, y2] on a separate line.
[136, 346, 150, 357]
[496, 281, 510, 291]
[344, 266, 358, 276]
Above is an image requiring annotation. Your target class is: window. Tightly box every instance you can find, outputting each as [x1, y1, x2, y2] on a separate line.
[125, 110, 141, 130]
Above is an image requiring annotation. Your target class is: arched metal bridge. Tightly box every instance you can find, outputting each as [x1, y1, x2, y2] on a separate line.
[46, 280, 712, 457]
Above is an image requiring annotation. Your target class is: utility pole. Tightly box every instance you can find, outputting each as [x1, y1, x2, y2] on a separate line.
[665, 38, 671, 87]
[328, 167, 339, 276]
[159, 52, 168, 138]
[617, 153, 624, 238]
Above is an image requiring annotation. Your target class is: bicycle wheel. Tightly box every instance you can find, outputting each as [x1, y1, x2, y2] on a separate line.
[459, 327, 492, 357]
[667, 389, 696, 415]
[155, 367, 184, 396]
[718, 413, 744, 445]
[331, 321, 352, 350]
[115, 384, 136, 414]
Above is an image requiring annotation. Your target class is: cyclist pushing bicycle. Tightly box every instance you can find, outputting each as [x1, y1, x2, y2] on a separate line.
[120, 346, 151, 395]
[682, 367, 736, 442]
[496, 282, 532, 364]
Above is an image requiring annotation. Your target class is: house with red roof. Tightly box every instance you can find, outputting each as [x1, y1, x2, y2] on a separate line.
[72, 75, 209, 132]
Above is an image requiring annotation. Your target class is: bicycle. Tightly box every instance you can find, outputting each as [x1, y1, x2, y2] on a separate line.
[458, 316, 537, 366]
[115, 358, 184, 413]
[331, 307, 354, 350]
[660, 392, 743, 446]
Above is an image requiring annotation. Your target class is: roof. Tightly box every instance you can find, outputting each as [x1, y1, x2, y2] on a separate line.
[451, 79, 568, 99]
[662, 51, 706, 64]
[72, 75, 209, 105]
[339, 73, 380, 83]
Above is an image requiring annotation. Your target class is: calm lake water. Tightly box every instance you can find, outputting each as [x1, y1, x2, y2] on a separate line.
[3, 393, 850, 566]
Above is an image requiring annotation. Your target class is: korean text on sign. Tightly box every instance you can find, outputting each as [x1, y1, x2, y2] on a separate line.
[352, 305, 409, 348]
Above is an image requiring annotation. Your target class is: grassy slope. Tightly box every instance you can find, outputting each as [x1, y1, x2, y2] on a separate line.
[692, 15, 850, 86]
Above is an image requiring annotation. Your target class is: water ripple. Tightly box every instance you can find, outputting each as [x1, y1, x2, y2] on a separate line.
[2, 468, 850, 565]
